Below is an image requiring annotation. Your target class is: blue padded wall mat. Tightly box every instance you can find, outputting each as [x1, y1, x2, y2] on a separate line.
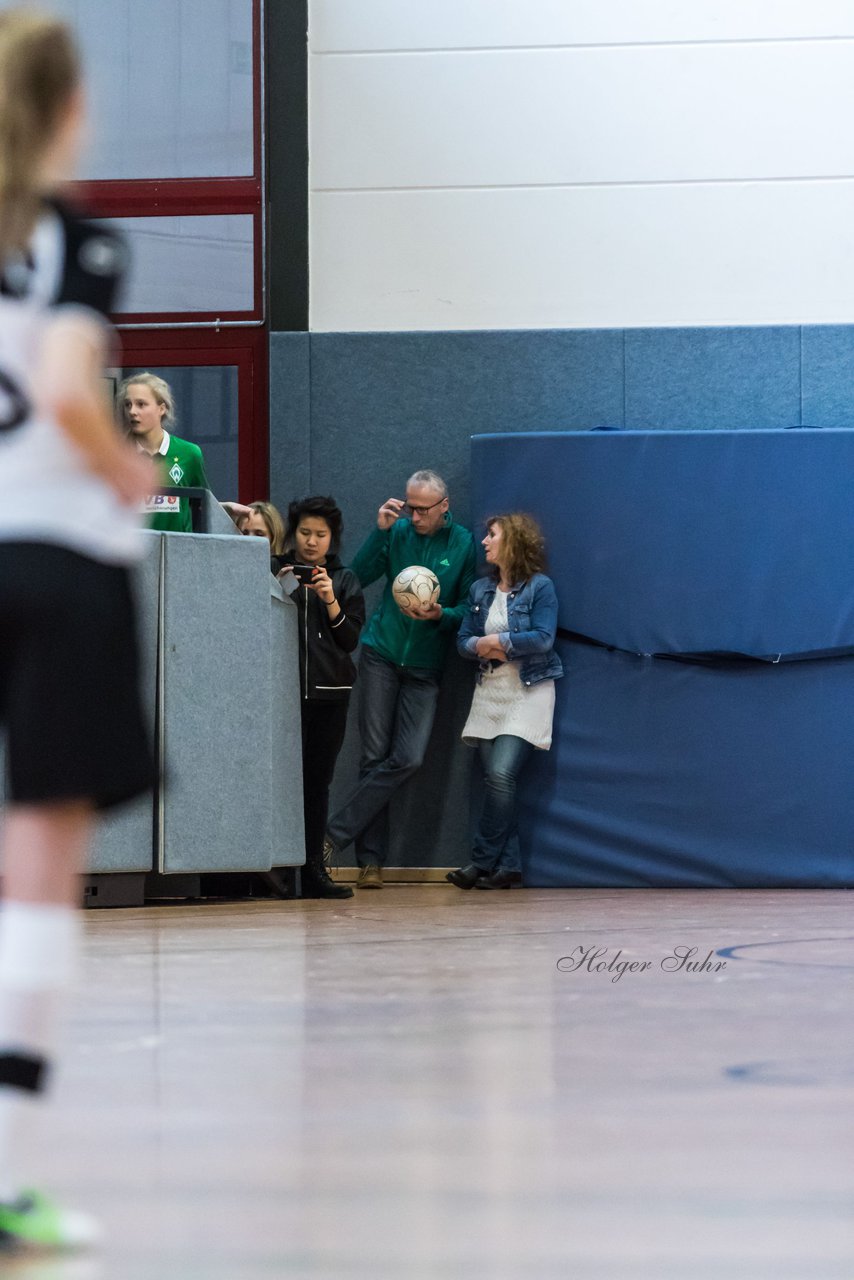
[471, 428, 854, 659]
[519, 639, 854, 889]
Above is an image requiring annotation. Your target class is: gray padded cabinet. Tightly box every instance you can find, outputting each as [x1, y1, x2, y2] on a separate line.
[203, 491, 246, 536]
[89, 534, 161, 872]
[197, 496, 305, 868]
[160, 532, 274, 872]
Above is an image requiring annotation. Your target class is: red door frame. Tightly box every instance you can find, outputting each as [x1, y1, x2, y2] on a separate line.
[72, 0, 267, 501]
[119, 327, 268, 503]
[74, 190, 264, 327]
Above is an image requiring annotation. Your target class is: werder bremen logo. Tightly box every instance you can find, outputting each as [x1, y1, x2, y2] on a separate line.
[169, 463, 184, 483]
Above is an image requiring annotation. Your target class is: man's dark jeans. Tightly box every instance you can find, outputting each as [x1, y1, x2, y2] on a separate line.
[326, 645, 441, 867]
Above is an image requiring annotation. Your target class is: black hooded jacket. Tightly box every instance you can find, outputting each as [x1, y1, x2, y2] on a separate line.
[285, 554, 366, 701]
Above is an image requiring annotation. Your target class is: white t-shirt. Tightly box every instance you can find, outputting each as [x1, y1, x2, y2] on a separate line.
[461, 589, 555, 749]
[0, 201, 144, 564]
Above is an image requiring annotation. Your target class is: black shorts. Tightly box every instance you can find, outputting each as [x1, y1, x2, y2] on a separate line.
[0, 542, 156, 810]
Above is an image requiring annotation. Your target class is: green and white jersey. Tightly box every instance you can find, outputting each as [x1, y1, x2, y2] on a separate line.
[143, 431, 210, 532]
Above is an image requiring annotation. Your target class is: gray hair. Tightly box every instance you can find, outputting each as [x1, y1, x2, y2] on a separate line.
[117, 372, 176, 428]
[407, 469, 448, 499]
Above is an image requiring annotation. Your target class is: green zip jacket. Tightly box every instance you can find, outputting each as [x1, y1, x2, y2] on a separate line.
[352, 513, 477, 671]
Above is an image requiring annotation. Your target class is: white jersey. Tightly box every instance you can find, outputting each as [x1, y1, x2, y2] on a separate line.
[0, 200, 144, 564]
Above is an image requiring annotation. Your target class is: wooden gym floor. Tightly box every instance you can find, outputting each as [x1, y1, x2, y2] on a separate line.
[18, 885, 854, 1279]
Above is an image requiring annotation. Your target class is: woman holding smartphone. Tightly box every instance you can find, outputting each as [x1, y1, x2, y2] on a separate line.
[279, 496, 366, 898]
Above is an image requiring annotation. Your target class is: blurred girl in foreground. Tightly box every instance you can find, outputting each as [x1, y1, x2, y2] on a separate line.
[0, 9, 153, 1252]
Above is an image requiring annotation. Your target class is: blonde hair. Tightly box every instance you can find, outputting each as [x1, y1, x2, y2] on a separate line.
[117, 372, 176, 429]
[0, 9, 79, 261]
[247, 501, 286, 555]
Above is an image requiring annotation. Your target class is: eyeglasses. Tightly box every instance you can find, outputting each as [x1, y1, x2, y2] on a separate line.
[403, 498, 446, 517]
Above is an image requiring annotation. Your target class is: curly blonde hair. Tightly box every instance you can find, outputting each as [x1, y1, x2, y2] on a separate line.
[485, 513, 546, 584]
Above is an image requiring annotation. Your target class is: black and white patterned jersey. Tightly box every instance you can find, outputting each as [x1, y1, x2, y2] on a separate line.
[0, 199, 144, 563]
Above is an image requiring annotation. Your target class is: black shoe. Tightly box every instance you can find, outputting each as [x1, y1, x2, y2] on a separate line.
[445, 863, 486, 890]
[300, 866, 354, 899]
[258, 870, 292, 899]
[474, 869, 523, 890]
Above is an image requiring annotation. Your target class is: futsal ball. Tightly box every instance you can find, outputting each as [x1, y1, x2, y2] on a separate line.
[392, 565, 440, 613]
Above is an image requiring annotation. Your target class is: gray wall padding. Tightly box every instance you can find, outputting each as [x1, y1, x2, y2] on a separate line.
[269, 332, 311, 505]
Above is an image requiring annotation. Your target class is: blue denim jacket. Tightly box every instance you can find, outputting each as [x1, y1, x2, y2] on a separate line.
[457, 573, 564, 686]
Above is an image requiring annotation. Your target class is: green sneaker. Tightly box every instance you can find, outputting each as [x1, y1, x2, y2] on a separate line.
[0, 1190, 99, 1253]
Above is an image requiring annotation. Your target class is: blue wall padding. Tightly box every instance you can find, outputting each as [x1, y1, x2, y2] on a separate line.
[470, 428, 854, 887]
[471, 428, 854, 659]
[518, 639, 854, 888]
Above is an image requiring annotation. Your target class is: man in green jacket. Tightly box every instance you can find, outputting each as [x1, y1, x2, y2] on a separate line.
[325, 470, 476, 889]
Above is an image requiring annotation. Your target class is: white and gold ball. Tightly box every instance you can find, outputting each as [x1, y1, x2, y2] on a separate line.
[392, 565, 440, 613]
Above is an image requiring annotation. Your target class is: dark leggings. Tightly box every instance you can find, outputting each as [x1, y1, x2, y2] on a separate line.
[301, 698, 350, 868]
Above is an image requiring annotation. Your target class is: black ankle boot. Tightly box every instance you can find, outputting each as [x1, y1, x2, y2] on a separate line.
[445, 863, 486, 890]
[300, 864, 354, 899]
[474, 869, 522, 890]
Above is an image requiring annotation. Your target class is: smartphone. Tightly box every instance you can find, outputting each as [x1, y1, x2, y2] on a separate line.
[271, 554, 315, 582]
[290, 563, 316, 585]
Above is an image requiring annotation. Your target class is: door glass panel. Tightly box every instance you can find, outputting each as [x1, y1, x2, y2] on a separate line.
[120, 365, 239, 502]
[103, 215, 255, 314]
[46, 0, 255, 179]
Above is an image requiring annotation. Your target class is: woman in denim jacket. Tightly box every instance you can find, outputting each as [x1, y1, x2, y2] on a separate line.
[447, 514, 563, 890]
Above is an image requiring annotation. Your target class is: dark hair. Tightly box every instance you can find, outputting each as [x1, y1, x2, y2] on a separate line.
[286, 495, 343, 554]
[484, 513, 546, 584]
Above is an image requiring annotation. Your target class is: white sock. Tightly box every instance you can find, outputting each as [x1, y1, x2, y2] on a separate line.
[0, 901, 79, 1201]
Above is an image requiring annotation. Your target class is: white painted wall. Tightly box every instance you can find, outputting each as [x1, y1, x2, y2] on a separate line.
[309, 1, 854, 331]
